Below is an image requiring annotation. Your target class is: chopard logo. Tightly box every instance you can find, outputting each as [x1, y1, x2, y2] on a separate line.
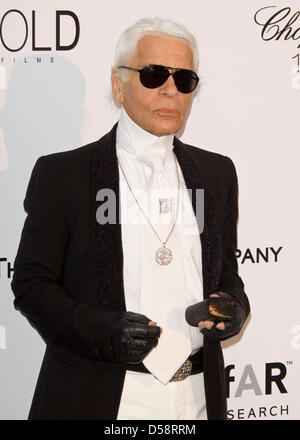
[254, 5, 300, 48]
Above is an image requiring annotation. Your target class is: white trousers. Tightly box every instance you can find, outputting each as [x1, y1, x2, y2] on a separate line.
[116, 370, 207, 420]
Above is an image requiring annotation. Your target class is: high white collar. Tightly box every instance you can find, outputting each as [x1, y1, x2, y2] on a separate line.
[117, 108, 174, 161]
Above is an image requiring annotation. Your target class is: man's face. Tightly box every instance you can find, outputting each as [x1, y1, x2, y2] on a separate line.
[111, 34, 195, 136]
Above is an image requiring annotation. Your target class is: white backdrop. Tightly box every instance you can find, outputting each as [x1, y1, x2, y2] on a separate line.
[0, 0, 299, 420]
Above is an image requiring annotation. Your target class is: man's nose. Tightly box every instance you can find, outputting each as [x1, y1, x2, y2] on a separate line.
[159, 75, 179, 97]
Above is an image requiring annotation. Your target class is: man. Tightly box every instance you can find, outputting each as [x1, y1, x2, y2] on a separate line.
[11, 17, 250, 420]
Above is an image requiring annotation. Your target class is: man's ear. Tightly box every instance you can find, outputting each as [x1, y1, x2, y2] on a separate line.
[111, 70, 124, 104]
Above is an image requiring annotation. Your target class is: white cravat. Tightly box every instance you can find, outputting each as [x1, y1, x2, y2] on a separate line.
[116, 110, 207, 419]
[139, 140, 193, 384]
[117, 108, 204, 362]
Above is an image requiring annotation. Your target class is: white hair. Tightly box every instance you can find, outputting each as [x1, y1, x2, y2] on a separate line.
[112, 17, 199, 81]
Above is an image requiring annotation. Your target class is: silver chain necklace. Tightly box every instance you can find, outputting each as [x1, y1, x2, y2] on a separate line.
[117, 155, 181, 265]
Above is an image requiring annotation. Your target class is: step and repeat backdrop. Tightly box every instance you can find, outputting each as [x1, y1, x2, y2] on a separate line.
[0, 0, 299, 420]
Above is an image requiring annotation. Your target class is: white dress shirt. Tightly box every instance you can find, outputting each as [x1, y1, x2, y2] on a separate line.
[116, 108, 204, 355]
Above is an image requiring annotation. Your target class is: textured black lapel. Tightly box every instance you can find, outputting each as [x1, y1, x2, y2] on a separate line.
[91, 124, 126, 312]
[173, 137, 222, 297]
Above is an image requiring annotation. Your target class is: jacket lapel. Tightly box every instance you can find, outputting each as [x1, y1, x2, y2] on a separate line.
[91, 123, 126, 312]
[173, 137, 222, 297]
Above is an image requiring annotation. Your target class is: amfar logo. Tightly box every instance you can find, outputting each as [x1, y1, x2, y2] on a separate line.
[226, 362, 288, 398]
[226, 362, 290, 419]
[0, 9, 80, 52]
[254, 6, 300, 48]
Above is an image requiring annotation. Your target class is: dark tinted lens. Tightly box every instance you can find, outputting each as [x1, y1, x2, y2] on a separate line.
[173, 69, 199, 93]
[140, 65, 169, 88]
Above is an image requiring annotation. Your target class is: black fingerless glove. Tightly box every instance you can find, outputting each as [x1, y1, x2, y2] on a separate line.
[111, 311, 161, 364]
[186, 292, 246, 341]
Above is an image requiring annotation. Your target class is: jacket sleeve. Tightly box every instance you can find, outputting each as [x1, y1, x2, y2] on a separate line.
[216, 157, 250, 317]
[11, 156, 119, 361]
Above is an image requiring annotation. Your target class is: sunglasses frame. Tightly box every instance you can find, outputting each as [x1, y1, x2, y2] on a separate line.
[118, 64, 199, 94]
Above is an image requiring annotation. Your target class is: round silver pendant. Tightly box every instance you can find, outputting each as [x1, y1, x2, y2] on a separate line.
[155, 246, 172, 265]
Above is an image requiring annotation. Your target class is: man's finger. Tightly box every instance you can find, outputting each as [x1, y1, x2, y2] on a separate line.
[198, 320, 214, 330]
[124, 311, 151, 325]
[126, 323, 161, 339]
[216, 321, 225, 330]
[149, 321, 163, 335]
[131, 337, 159, 350]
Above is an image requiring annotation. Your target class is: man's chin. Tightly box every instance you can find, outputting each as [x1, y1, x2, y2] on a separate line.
[148, 120, 182, 137]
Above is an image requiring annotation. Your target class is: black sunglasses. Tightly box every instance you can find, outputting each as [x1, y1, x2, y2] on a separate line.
[118, 64, 199, 94]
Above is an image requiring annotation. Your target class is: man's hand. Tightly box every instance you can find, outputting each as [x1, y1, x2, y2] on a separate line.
[198, 292, 246, 340]
[198, 293, 225, 332]
[111, 311, 161, 364]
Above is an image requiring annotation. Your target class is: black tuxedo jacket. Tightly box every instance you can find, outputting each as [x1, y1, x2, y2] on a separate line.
[11, 124, 250, 420]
